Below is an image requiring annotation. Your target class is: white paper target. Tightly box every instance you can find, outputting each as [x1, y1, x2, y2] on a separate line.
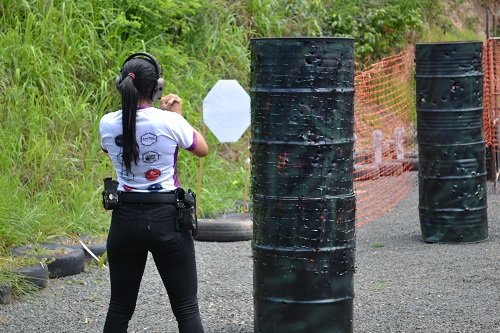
[203, 80, 250, 143]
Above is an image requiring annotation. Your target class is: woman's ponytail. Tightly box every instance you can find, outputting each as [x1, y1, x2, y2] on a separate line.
[117, 58, 157, 172]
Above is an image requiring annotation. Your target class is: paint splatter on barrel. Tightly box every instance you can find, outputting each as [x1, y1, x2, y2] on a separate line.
[415, 41, 488, 243]
[250, 37, 356, 333]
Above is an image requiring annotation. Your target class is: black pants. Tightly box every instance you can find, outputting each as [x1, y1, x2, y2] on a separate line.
[103, 202, 204, 333]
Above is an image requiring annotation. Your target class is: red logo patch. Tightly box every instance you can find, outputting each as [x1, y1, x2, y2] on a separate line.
[145, 169, 161, 181]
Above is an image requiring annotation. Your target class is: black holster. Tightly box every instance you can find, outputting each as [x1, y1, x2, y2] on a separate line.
[174, 188, 198, 237]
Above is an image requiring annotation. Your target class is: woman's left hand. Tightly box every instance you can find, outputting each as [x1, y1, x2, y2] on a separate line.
[160, 94, 182, 115]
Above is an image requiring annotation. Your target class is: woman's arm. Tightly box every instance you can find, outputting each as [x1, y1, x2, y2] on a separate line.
[191, 129, 208, 157]
[160, 94, 208, 157]
[160, 94, 183, 115]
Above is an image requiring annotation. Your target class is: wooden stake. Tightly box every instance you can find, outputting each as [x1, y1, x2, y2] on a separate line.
[196, 123, 206, 217]
[242, 138, 251, 220]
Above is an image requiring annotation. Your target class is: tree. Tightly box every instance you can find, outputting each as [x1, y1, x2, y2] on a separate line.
[483, 0, 499, 37]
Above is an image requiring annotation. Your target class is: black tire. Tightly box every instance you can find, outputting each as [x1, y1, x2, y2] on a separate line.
[354, 164, 380, 181]
[17, 263, 49, 288]
[82, 243, 107, 262]
[404, 152, 418, 159]
[0, 284, 12, 305]
[194, 214, 253, 242]
[76, 235, 107, 263]
[354, 151, 374, 164]
[402, 157, 419, 171]
[378, 161, 404, 176]
[51, 235, 107, 263]
[12, 244, 85, 279]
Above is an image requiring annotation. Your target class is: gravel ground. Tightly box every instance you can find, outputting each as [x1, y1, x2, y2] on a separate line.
[1, 175, 499, 333]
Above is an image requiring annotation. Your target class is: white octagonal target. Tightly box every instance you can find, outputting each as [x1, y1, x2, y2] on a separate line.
[203, 80, 250, 143]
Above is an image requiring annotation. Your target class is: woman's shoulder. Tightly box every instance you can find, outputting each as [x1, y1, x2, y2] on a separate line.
[100, 110, 122, 123]
[145, 107, 187, 123]
[99, 110, 122, 133]
[146, 106, 174, 115]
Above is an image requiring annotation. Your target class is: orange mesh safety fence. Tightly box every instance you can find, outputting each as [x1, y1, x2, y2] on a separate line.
[354, 48, 418, 227]
[354, 41, 500, 227]
[483, 38, 500, 156]
[247, 44, 496, 227]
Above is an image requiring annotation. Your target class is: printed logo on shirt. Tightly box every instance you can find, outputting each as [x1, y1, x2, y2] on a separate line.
[142, 151, 159, 164]
[141, 133, 157, 146]
[121, 170, 134, 181]
[117, 153, 124, 165]
[115, 135, 123, 147]
[123, 185, 136, 191]
[147, 183, 163, 191]
[145, 169, 161, 181]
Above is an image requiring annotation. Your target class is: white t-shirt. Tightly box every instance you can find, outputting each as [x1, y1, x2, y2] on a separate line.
[99, 106, 197, 192]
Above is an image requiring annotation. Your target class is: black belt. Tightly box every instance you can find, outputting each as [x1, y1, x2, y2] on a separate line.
[119, 192, 177, 204]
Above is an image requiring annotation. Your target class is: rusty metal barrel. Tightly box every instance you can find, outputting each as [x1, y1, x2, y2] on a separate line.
[415, 41, 488, 243]
[250, 37, 356, 333]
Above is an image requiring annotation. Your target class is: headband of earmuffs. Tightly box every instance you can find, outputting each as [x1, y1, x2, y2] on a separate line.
[115, 52, 166, 101]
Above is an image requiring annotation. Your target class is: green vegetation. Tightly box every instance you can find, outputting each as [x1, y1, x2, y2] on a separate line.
[0, 0, 485, 258]
[0, 269, 40, 299]
[0, 257, 45, 298]
[369, 281, 385, 292]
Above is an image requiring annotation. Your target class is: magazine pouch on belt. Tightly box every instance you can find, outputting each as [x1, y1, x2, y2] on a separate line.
[102, 178, 119, 210]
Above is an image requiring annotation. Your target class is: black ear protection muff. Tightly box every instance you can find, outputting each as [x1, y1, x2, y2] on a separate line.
[115, 52, 166, 101]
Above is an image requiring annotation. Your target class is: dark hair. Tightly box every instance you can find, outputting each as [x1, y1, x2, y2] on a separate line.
[116, 58, 158, 172]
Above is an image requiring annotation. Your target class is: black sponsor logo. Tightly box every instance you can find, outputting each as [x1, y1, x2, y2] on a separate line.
[115, 134, 123, 147]
[142, 151, 159, 164]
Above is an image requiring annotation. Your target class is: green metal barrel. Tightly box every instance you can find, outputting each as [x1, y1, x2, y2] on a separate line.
[415, 41, 488, 243]
[250, 37, 356, 333]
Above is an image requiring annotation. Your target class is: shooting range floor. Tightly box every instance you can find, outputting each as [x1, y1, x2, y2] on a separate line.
[1, 173, 499, 332]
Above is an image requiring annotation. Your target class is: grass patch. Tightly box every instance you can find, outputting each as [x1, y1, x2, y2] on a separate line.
[420, 23, 484, 43]
[0, 257, 45, 299]
[0, 270, 40, 299]
[369, 282, 384, 292]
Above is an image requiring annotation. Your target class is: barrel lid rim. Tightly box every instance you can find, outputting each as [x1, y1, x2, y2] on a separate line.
[250, 37, 355, 42]
[415, 40, 484, 46]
